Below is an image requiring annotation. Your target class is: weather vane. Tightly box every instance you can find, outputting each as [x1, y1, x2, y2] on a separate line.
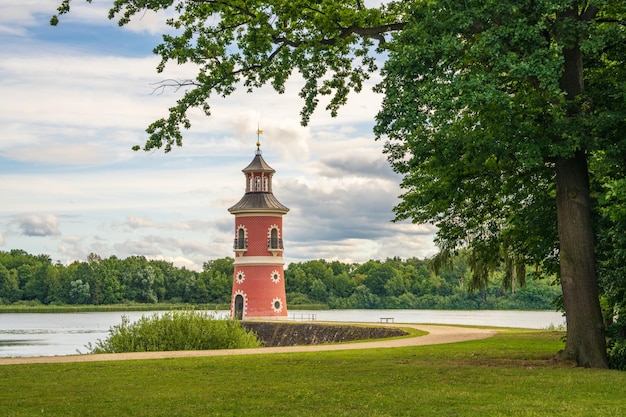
[256, 124, 263, 149]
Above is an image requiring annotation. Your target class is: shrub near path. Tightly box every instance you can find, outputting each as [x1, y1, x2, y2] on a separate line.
[86, 310, 260, 353]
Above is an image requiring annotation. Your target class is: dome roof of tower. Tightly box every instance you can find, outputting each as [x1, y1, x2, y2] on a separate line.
[228, 192, 289, 214]
[242, 153, 275, 174]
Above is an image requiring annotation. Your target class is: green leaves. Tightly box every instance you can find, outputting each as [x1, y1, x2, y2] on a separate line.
[53, 0, 407, 152]
[375, 0, 625, 283]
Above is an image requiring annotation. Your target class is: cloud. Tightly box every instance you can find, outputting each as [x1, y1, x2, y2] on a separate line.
[18, 214, 61, 237]
[144, 236, 213, 256]
[151, 255, 204, 271]
[0, 232, 4, 246]
[57, 235, 87, 262]
[0, 0, 436, 270]
[281, 178, 400, 238]
[317, 153, 397, 180]
[3, 139, 121, 166]
[125, 216, 163, 229]
[123, 215, 213, 231]
[0, 1, 54, 32]
[225, 110, 311, 163]
[110, 235, 229, 271]
[275, 173, 438, 264]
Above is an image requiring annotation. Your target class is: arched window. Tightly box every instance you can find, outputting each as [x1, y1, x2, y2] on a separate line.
[263, 177, 268, 191]
[237, 228, 246, 249]
[267, 225, 283, 252]
[269, 228, 280, 249]
[255, 176, 261, 191]
[234, 226, 247, 251]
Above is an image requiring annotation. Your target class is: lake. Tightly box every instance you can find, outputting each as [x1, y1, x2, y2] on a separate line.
[0, 309, 565, 358]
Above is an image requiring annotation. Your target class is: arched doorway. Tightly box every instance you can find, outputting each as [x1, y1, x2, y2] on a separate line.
[234, 294, 244, 320]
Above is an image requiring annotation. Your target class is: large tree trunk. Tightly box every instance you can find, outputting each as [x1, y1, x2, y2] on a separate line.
[556, 6, 608, 368]
[556, 153, 608, 368]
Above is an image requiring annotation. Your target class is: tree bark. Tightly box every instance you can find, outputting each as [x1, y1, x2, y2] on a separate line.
[556, 153, 608, 368]
[555, 6, 608, 368]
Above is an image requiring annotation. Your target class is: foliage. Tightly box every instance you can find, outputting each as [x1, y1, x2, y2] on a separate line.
[0, 249, 561, 310]
[373, 1, 626, 367]
[284, 256, 561, 310]
[0, 250, 234, 307]
[3, 331, 626, 417]
[87, 310, 260, 353]
[607, 338, 626, 371]
[594, 157, 626, 351]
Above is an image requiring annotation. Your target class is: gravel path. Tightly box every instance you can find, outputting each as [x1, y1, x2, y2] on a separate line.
[0, 324, 496, 366]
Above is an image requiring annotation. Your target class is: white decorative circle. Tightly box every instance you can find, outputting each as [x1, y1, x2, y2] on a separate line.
[270, 270, 281, 284]
[236, 270, 245, 284]
[271, 297, 283, 313]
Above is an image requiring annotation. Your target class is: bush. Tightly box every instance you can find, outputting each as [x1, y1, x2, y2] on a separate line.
[608, 338, 626, 371]
[87, 310, 260, 353]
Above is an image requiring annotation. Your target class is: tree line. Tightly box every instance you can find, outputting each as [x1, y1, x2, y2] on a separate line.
[0, 249, 559, 310]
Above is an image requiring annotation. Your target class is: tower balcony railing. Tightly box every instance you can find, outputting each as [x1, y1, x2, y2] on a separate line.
[233, 238, 248, 252]
[267, 238, 284, 251]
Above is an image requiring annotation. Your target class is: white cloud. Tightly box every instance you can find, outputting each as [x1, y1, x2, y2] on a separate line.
[18, 214, 61, 237]
[225, 110, 311, 163]
[123, 215, 214, 231]
[0, 232, 5, 246]
[109, 235, 226, 272]
[152, 255, 204, 272]
[0, 1, 54, 28]
[57, 235, 87, 263]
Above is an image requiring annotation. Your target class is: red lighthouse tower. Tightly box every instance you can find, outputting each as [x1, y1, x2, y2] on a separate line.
[228, 137, 289, 319]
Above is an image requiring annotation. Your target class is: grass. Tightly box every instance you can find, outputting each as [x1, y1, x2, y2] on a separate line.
[1, 329, 625, 416]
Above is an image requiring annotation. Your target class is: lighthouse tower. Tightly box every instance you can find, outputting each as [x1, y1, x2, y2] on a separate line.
[228, 137, 289, 319]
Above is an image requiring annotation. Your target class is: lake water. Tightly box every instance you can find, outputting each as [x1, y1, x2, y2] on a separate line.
[0, 309, 565, 358]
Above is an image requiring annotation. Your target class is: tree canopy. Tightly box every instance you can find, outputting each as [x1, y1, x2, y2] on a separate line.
[0, 249, 560, 310]
[52, 1, 626, 368]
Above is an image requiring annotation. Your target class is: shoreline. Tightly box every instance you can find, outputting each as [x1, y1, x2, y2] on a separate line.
[0, 324, 497, 365]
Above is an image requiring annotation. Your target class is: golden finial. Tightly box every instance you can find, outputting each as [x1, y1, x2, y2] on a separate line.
[256, 126, 263, 148]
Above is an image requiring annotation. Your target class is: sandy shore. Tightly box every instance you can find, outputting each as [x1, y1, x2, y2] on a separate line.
[0, 324, 496, 365]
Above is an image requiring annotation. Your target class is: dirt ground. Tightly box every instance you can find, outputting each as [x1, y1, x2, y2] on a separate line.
[0, 324, 496, 366]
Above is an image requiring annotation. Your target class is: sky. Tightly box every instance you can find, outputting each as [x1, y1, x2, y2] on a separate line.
[0, 1, 437, 271]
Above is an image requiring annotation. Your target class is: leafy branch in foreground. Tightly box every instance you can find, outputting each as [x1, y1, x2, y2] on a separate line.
[52, 0, 405, 152]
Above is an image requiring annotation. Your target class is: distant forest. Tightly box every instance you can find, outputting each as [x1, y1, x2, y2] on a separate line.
[0, 249, 560, 310]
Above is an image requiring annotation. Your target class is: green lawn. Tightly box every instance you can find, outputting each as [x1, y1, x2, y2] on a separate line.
[1, 329, 624, 416]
